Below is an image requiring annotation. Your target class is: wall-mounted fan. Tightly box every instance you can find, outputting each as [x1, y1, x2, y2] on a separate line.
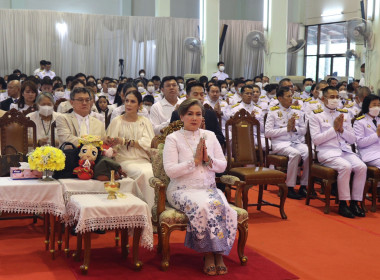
[287, 38, 305, 53]
[246, 30, 267, 53]
[345, 18, 374, 50]
[345, 49, 360, 60]
[184, 37, 202, 55]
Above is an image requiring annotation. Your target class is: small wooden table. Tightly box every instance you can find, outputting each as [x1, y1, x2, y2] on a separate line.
[65, 193, 153, 274]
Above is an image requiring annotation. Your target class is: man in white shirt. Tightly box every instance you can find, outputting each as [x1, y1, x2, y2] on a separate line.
[99, 78, 118, 107]
[212, 61, 229, 81]
[33, 60, 46, 76]
[300, 78, 313, 99]
[56, 87, 105, 146]
[149, 76, 179, 135]
[37, 61, 56, 79]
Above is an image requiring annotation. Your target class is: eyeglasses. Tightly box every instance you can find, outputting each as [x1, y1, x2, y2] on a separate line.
[73, 98, 92, 103]
[327, 96, 340, 99]
[243, 92, 253, 95]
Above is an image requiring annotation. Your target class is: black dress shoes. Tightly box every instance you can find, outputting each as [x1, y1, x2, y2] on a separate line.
[338, 205, 355, 219]
[298, 186, 307, 197]
[350, 204, 366, 217]
[287, 188, 302, 199]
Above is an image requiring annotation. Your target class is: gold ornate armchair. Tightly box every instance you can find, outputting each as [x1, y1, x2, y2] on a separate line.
[149, 120, 249, 271]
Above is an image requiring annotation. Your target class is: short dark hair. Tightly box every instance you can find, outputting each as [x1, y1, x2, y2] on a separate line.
[322, 86, 338, 96]
[95, 96, 110, 112]
[186, 81, 204, 94]
[138, 69, 146, 75]
[241, 85, 253, 94]
[102, 77, 112, 83]
[152, 75, 161, 82]
[142, 94, 155, 104]
[217, 61, 225, 67]
[361, 63, 365, 69]
[362, 94, 380, 115]
[176, 76, 184, 82]
[26, 75, 40, 85]
[66, 76, 75, 84]
[207, 82, 221, 92]
[178, 98, 204, 117]
[41, 77, 53, 86]
[303, 78, 313, 85]
[253, 76, 262, 82]
[70, 87, 92, 100]
[125, 89, 142, 104]
[40, 60, 47, 65]
[13, 69, 21, 74]
[122, 82, 138, 96]
[160, 76, 177, 89]
[199, 76, 209, 84]
[279, 78, 291, 87]
[276, 86, 291, 98]
[45, 61, 51, 65]
[53, 83, 64, 90]
[71, 79, 85, 88]
[7, 74, 20, 82]
[18, 81, 38, 109]
[75, 73, 86, 80]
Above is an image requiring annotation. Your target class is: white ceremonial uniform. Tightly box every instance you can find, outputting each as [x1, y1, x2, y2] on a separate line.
[229, 93, 242, 106]
[303, 97, 323, 121]
[38, 70, 56, 79]
[309, 105, 366, 201]
[292, 96, 304, 108]
[300, 91, 310, 100]
[149, 97, 178, 135]
[265, 104, 309, 187]
[346, 101, 362, 119]
[211, 71, 229, 81]
[353, 114, 380, 168]
[203, 97, 228, 135]
[0, 90, 8, 102]
[33, 68, 43, 76]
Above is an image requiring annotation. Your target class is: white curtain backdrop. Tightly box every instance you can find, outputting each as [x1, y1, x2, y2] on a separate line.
[0, 9, 299, 79]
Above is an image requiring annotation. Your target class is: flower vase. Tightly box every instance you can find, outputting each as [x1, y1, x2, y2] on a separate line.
[41, 170, 54, 181]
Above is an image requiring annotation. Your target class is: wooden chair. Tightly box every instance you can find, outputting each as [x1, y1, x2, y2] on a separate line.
[225, 108, 288, 219]
[50, 121, 59, 147]
[149, 120, 248, 270]
[305, 124, 338, 213]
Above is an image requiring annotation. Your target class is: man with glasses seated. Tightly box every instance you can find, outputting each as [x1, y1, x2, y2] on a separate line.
[309, 86, 367, 218]
[56, 87, 106, 146]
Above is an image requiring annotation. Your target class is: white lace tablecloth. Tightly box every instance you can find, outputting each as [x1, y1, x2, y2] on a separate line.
[0, 177, 66, 217]
[66, 194, 153, 250]
[58, 178, 144, 204]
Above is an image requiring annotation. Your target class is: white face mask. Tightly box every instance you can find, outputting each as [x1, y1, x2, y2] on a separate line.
[108, 88, 117, 96]
[230, 87, 236, 93]
[221, 88, 228, 96]
[39, 105, 54, 116]
[97, 83, 102, 89]
[263, 82, 268, 88]
[327, 99, 340, 109]
[54, 91, 65, 99]
[219, 66, 225, 72]
[318, 91, 323, 99]
[143, 104, 152, 113]
[268, 93, 275, 99]
[179, 83, 184, 90]
[147, 86, 155, 93]
[140, 73, 145, 78]
[138, 86, 145, 93]
[255, 82, 263, 89]
[339, 90, 348, 99]
[369, 106, 380, 117]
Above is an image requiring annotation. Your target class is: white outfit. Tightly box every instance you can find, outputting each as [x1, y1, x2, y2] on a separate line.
[354, 114, 380, 165]
[109, 105, 149, 123]
[163, 128, 236, 255]
[149, 97, 178, 135]
[106, 115, 155, 209]
[37, 70, 56, 79]
[26, 111, 60, 146]
[265, 104, 309, 187]
[9, 103, 30, 112]
[211, 71, 229, 81]
[309, 105, 366, 201]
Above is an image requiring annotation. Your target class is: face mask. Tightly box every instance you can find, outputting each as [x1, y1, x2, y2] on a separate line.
[327, 99, 340, 109]
[230, 87, 236, 93]
[263, 82, 268, 88]
[54, 91, 65, 99]
[143, 104, 152, 113]
[339, 90, 347, 99]
[268, 94, 276, 99]
[147, 86, 155, 93]
[305, 85, 312, 93]
[97, 84, 102, 89]
[138, 86, 145, 93]
[179, 83, 184, 90]
[221, 88, 228, 96]
[369, 106, 380, 117]
[140, 73, 145, 78]
[219, 66, 225, 72]
[238, 87, 242, 94]
[39, 105, 54, 116]
[255, 82, 263, 89]
[108, 88, 117, 96]
[318, 91, 323, 99]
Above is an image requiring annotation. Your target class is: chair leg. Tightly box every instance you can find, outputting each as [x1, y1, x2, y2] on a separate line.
[371, 179, 378, 212]
[132, 227, 143, 271]
[44, 214, 49, 251]
[324, 180, 331, 214]
[64, 226, 70, 257]
[160, 223, 172, 271]
[115, 229, 120, 246]
[80, 232, 91, 275]
[234, 181, 245, 208]
[362, 180, 371, 213]
[306, 176, 315, 205]
[74, 233, 82, 262]
[237, 220, 248, 266]
[278, 184, 287, 219]
[157, 224, 163, 253]
[121, 229, 129, 259]
[225, 185, 232, 203]
[57, 222, 63, 251]
[257, 185, 263, 211]
[242, 185, 250, 210]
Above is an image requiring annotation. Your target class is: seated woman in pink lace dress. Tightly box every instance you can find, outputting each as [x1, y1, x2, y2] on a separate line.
[163, 99, 237, 276]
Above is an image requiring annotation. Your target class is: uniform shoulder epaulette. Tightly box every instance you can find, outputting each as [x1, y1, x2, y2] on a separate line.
[313, 108, 323, 114]
[337, 108, 348, 113]
[227, 93, 234, 97]
[231, 103, 240, 108]
[290, 105, 301, 110]
[345, 103, 354, 108]
[260, 95, 266, 99]
[270, 106, 280, 111]
[273, 97, 277, 100]
[304, 97, 312, 102]
[356, 115, 365, 120]
[309, 100, 318, 104]
[180, 94, 186, 98]
[254, 104, 262, 109]
[293, 96, 302, 100]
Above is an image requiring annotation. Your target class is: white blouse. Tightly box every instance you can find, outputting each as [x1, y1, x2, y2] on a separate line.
[26, 111, 60, 145]
[163, 129, 226, 193]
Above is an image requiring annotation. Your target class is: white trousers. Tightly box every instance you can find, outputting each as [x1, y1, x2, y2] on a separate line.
[274, 143, 309, 188]
[321, 152, 367, 201]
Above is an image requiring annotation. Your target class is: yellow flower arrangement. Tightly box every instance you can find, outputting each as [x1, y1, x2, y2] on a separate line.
[78, 135, 103, 151]
[28, 146, 66, 172]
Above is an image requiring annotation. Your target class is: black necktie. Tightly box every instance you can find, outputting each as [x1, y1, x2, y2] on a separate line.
[13, 99, 18, 103]
[373, 119, 377, 127]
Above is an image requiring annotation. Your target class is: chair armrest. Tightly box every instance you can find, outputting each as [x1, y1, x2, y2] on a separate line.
[220, 175, 241, 185]
[149, 177, 167, 217]
[220, 175, 245, 208]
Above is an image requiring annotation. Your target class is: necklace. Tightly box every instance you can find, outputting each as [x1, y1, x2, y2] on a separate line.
[182, 128, 199, 156]
[40, 116, 52, 137]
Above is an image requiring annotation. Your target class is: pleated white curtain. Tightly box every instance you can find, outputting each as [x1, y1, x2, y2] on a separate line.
[0, 9, 299, 79]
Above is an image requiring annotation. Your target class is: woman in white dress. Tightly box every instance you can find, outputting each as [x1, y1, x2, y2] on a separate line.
[163, 99, 237, 276]
[10, 80, 37, 112]
[105, 89, 155, 209]
[27, 92, 60, 147]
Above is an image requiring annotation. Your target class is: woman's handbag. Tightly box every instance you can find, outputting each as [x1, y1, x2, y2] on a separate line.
[0, 145, 28, 177]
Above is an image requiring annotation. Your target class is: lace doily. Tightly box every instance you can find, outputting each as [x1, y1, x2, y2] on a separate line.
[0, 200, 66, 217]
